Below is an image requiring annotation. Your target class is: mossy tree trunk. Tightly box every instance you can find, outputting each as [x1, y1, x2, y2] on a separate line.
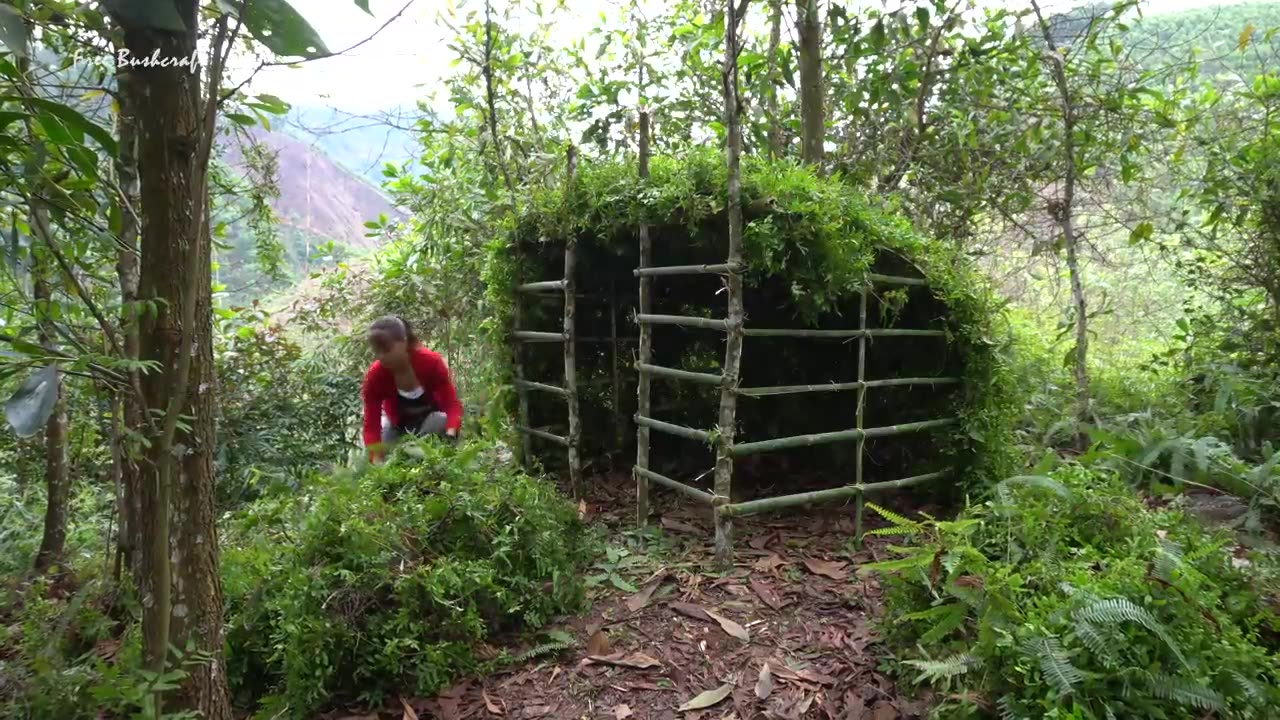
[796, 0, 824, 167]
[715, 0, 749, 568]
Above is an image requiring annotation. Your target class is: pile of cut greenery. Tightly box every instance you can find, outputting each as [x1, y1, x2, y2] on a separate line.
[220, 437, 590, 717]
[866, 466, 1280, 719]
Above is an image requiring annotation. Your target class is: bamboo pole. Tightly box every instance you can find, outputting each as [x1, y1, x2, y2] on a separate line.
[633, 262, 741, 277]
[719, 469, 950, 517]
[564, 145, 582, 496]
[636, 362, 724, 386]
[866, 273, 928, 286]
[516, 280, 567, 292]
[635, 109, 653, 527]
[736, 377, 960, 397]
[714, 0, 747, 569]
[610, 279, 625, 458]
[514, 331, 569, 342]
[742, 328, 946, 338]
[635, 414, 713, 443]
[732, 417, 958, 456]
[516, 425, 570, 447]
[636, 467, 717, 505]
[637, 313, 729, 331]
[854, 286, 868, 548]
[514, 379, 568, 396]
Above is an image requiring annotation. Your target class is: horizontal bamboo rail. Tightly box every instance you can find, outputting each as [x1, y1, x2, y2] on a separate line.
[514, 379, 568, 397]
[633, 262, 742, 277]
[742, 328, 947, 338]
[636, 362, 724, 386]
[635, 467, 716, 504]
[718, 468, 950, 517]
[517, 280, 567, 292]
[634, 414, 713, 443]
[515, 425, 570, 446]
[866, 273, 928, 287]
[636, 313, 729, 330]
[736, 377, 960, 397]
[731, 417, 958, 456]
[513, 331, 568, 342]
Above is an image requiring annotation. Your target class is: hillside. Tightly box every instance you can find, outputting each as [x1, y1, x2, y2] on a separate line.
[219, 126, 406, 251]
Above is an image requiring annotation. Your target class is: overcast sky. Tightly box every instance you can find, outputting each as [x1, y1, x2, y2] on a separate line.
[233, 0, 1258, 113]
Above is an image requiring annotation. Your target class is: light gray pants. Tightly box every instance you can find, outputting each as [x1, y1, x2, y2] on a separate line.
[381, 411, 448, 445]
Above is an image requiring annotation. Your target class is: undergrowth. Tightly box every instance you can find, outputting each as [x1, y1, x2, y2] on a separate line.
[220, 436, 590, 718]
[866, 466, 1280, 719]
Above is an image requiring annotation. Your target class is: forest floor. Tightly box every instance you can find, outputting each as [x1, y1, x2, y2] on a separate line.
[332, 471, 932, 720]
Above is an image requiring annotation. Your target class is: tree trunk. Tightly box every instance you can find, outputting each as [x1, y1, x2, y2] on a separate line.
[121, 2, 232, 715]
[1033, 1, 1090, 447]
[715, 0, 749, 569]
[765, 0, 783, 159]
[113, 66, 143, 587]
[32, 273, 69, 574]
[796, 0, 824, 167]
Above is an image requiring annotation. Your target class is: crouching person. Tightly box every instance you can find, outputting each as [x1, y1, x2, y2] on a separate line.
[361, 315, 463, 462]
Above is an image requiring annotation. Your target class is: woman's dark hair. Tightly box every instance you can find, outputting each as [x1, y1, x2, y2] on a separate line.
[368, 315, 419, 351]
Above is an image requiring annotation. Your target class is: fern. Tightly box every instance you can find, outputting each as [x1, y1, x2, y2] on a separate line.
[1225, 669, 1265, 704]
[864, 502, 921, 536]
[1021, 636, 1082, 694]
[1072, 597, 1188, 668]
[1072, 619, 1116, 665]
[511, 630, 575, 663]
[902, 653, 981, 684]
[1146, 673, 1227, 712]
[919, 603, 968, 644]
[995, 475, 1072, 509]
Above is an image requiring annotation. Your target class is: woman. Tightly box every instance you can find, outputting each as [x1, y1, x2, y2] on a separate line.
[361, 315, 463, 461]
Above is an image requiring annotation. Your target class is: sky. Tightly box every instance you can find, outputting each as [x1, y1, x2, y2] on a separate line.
[234, 0, 1257, 114]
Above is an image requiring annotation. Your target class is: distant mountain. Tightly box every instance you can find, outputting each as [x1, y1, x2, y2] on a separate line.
[220, 126, 407, 251]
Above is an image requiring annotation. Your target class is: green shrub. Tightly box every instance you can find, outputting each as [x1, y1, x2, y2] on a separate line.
[866, 466, 1280, 719]
[221, 436, 590, 717]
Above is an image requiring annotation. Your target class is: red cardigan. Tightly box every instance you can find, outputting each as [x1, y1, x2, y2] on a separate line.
[361, 346, 463, 449]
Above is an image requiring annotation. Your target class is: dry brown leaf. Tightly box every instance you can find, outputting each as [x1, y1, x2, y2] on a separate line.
[753, 552, 788, 573]
[796, 668, 837, 686]
[400, 696, 419, 720]
[678, 683, 734, 711]
[525, 706, 552, 718]
[705, 610, 750, 642]
[749, 531, 779, 550]
[871, 700, 898, 720]
[749, 577, 786, 610]
[802, 557, 849, 580]
[670, 601, 712, 622]
[585, 652, 664, 670]
[627, 573, 668, 612]
[587, 630, 611, 656]
[756, 663, 775, 700]
[482, 691, 503, 716]
[614, 705, 634, 719]
[661, 516, 700, 534]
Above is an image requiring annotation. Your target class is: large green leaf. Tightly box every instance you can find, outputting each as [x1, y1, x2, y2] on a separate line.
[0, 96, 118, 155]
[241, 0, 329, 59]
[0, 5, 27, 57]
[102, 0, 188, 33]
[5, 364, 58, 438]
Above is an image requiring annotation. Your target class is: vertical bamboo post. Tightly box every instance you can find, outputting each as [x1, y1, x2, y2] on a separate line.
[565, 145, 582, 495]
[854, 284, 868, 547]
[513, 279, 532, 467]
[714, 0, 747, 569]
[635, 110, 653, 526]
[610, 278, 625, 461]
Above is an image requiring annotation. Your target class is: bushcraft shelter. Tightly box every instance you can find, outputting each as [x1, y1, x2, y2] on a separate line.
[495, 145, 1012, 553]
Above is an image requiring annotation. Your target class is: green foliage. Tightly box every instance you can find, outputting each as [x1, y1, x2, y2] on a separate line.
[213, 306, 359, 508]
[221, 436, 590, 717]
[868, 466, 1280, 719]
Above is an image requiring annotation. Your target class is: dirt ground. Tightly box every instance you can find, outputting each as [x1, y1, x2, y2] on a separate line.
[327, 471, 930, 720]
